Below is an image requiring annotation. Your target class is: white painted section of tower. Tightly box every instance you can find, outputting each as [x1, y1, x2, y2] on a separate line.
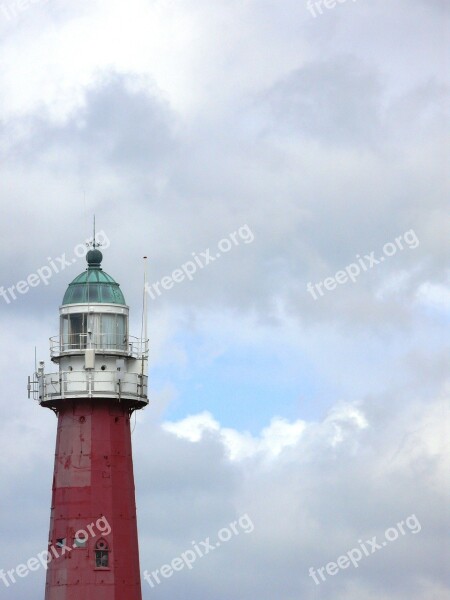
[30, 301, 149, 406]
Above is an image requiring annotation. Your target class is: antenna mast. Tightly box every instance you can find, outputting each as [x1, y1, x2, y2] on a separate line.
[143, 256, 148, 345]
[141, 257, 148, 368]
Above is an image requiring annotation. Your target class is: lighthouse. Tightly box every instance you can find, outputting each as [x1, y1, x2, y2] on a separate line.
[29, 243, 148, 600]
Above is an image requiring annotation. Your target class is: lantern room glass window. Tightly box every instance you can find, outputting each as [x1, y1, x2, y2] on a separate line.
[61, 314, 87, 350]
[61, 313, 127, 352]
[99, 314, 126, 350]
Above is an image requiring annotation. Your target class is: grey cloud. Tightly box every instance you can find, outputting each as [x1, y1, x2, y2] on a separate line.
[2, 72, 175, 173]
[258, 56, 383, 147]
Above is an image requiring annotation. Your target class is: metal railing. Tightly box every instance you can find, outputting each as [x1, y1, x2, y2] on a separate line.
[29, 369, 148, 403]
[50, 333, 148, 358]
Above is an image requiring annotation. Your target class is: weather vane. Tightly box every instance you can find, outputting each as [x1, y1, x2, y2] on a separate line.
[87, 215, 102, 249]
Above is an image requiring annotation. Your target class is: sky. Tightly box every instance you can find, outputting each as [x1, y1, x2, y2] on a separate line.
[0, 0, 448, 599]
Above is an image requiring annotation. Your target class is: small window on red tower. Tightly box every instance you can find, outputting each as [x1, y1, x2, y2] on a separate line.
[74, 535, 88, 548]
[95, 539, 110, 568]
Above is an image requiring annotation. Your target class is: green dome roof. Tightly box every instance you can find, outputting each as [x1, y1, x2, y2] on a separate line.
[62, 250, 126, 305]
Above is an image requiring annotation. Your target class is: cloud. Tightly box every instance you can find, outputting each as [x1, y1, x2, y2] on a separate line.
[259, 56, 383, 146]
[139, 389, 447, 600]
[163, 411, 307, 460]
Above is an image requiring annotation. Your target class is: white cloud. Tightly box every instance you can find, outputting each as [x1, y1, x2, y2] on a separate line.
[163, 411, 307, 460]
[415, 281, 450, 311]
[162, 403, 370, 461]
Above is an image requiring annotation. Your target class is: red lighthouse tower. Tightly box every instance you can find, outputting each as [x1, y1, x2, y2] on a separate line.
[30, 244, 148, 600]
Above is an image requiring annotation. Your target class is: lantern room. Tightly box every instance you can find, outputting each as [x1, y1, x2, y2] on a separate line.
[54, 249, 128, 354]
[55, 248, 129, 355]
[30, 247, 148, 409]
